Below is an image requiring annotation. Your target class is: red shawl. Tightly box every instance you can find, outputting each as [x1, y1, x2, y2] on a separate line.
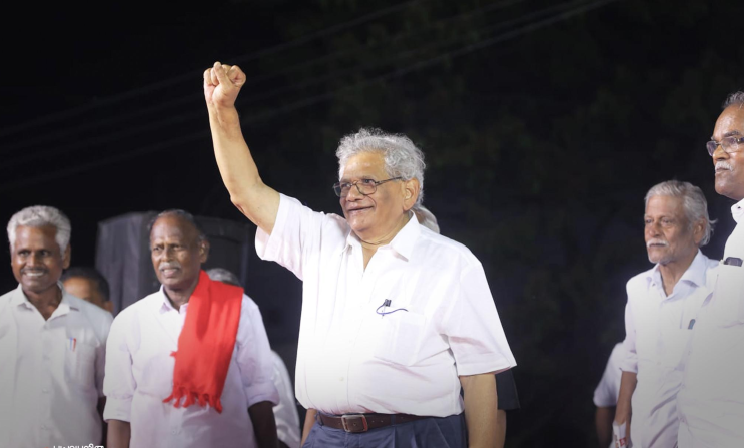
[163, 270, 243, 413]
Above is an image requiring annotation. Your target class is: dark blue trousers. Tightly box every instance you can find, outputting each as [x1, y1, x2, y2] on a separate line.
[302, 413, 467, 448]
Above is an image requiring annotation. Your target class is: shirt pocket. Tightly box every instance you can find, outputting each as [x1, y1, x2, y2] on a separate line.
[373, 312, 426, 367]
[64, 342, 96, 390]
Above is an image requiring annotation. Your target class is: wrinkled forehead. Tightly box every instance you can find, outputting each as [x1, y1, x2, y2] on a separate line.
[150, 215, 199, 242]
[714, 105, 744, 138]
[339, 149, 389, 179]
[12, 224, 60, 248]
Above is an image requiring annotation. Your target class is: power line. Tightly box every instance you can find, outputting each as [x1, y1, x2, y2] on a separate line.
[0, 0, 522, 155]
[0, 0, 621, 192]
[0, 0, 429, 139]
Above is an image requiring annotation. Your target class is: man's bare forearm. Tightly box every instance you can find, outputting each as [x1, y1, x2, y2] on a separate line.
[614, 371, 637, 424]
[596, 406, 615, 447]
[249, 401, 279, 448]
[107, 419, 131, 448]
[461, 372, 501, 448]
[301, 408, 317, 446]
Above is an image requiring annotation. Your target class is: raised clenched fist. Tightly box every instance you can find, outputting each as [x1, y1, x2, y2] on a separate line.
[203, 61, 246, 109]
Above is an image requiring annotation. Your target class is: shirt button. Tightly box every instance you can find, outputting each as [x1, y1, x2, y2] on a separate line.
[339, 377, 344, 382]
[171, 429, 179, 435]
[42, 388, 49, 394]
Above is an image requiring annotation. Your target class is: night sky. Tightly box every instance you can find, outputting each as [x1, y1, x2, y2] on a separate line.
[1, 0, 742, 444]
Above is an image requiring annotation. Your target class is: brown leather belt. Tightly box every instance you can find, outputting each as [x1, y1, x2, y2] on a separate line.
[317, 412, 431, 433]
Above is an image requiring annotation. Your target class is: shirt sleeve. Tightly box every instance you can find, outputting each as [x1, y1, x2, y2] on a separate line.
[619, 285, 638, 374]
[594, 345, 622, 407]
[442, 258, 517, 376]
[236, 297, 280, 408]
[95, 312, 114, 397]
[102, 311, 136, 422]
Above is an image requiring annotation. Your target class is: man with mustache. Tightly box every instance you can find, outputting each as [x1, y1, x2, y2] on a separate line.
[103, 210, 279, 448]
[613, 180, 717, 448]
[203, 61, 516, 448]
[0, 205, 113, 448]
[677, 91, 744, 447]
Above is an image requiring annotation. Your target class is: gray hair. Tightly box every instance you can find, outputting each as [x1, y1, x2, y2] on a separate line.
[336, 127, 426, 205]
[723, 91, 744, 109]
[413, 204, 440, 234]
[206, 267, 242, 287]
[644, 180, 716, 247]
[7, 205, 71, 253]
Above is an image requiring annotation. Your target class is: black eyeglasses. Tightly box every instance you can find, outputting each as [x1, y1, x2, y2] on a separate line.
[706, 136, 744, 156]
[332, 177, 402, 197]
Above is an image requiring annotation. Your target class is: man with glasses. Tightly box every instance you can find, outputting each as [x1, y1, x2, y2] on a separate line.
[203, 61, 516, 448]
[677, 91, 744, 447]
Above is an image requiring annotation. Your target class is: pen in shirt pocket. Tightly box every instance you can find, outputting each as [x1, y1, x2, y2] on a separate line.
[68, 337, 77, 352]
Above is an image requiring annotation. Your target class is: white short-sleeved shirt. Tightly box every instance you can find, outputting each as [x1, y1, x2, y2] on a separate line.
[271, 350, 301, 448]
[0, 283, 112, 448]
[593, 342, 624, 408]
[103, 287, 279, 448]
[678, 199, 744, 448]
[256, 194, 516, 417]
[620, 251, 717, 448]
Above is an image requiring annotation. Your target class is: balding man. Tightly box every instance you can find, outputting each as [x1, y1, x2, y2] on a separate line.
[0, 205, 112, 448]
[103, 210, 279, 448]
[203, 61, 516, 448]
[677, 91, 744, 447]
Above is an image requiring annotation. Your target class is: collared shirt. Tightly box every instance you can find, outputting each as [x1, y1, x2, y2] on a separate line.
[271, 350, 301, 448]
[678, 199, 744, 448]
[256, 194, 516, 417]
[0, 283, 112, 448]
[620, 251, 717, 448]
[103, 287, 279, 448]
[593, 342, 624, 409]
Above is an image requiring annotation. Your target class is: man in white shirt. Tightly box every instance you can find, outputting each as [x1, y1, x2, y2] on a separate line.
[614, 180, 718, 447]
[0, 205, 113, 448]
[203, 62, 516, 448]
[206, 266, 303, 448]
[677, 91, 744, 447]
[103, 210, 279, 448]
[594, 342, 623, 448]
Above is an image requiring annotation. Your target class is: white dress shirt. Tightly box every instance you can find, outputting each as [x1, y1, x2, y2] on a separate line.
[256, 194, 516, 417]
[593, 342, 624, 409]
[103, 287, 279, 448]
[678, 199, 744, 448]
[620, 251, 717, 448]
[0, 283, 112, 448]
[271, 350, 301, 448]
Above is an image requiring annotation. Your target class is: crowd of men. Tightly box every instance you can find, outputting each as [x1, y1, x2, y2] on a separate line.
[0, 60, 741, 448]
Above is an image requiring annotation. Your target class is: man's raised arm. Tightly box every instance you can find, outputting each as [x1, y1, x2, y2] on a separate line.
[204, 61, 280, 234]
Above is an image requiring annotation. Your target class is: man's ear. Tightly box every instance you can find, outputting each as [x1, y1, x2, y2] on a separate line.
[199, 239, 210, 264]
[62, 244, 71, 270]
[402, 178, 421, 211]
[693, 219, 706, 246]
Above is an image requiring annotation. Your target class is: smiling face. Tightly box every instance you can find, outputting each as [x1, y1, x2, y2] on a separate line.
[644, 195, 702, 266]
[11, 225, 70, 296]
[712, 104, 744, 201]
[338, 151, 418, 242]
[150, 214, 208, 295]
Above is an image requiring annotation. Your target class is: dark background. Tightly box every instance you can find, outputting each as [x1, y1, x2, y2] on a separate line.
[1, 0, 742, 445]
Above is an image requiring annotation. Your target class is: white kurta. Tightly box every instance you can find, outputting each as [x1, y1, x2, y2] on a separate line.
[678, 199, 744, 448]
[0, 284, 112, 448]
[103, 288, 279, 448]
[256, 194, 516, 417]
[620, 251, 717, 448]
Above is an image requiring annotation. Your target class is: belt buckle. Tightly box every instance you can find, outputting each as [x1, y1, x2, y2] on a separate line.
[341, 414, 368, 433]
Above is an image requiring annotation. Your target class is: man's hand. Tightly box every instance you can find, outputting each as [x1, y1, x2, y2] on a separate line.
[203, 62, 246, 109]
